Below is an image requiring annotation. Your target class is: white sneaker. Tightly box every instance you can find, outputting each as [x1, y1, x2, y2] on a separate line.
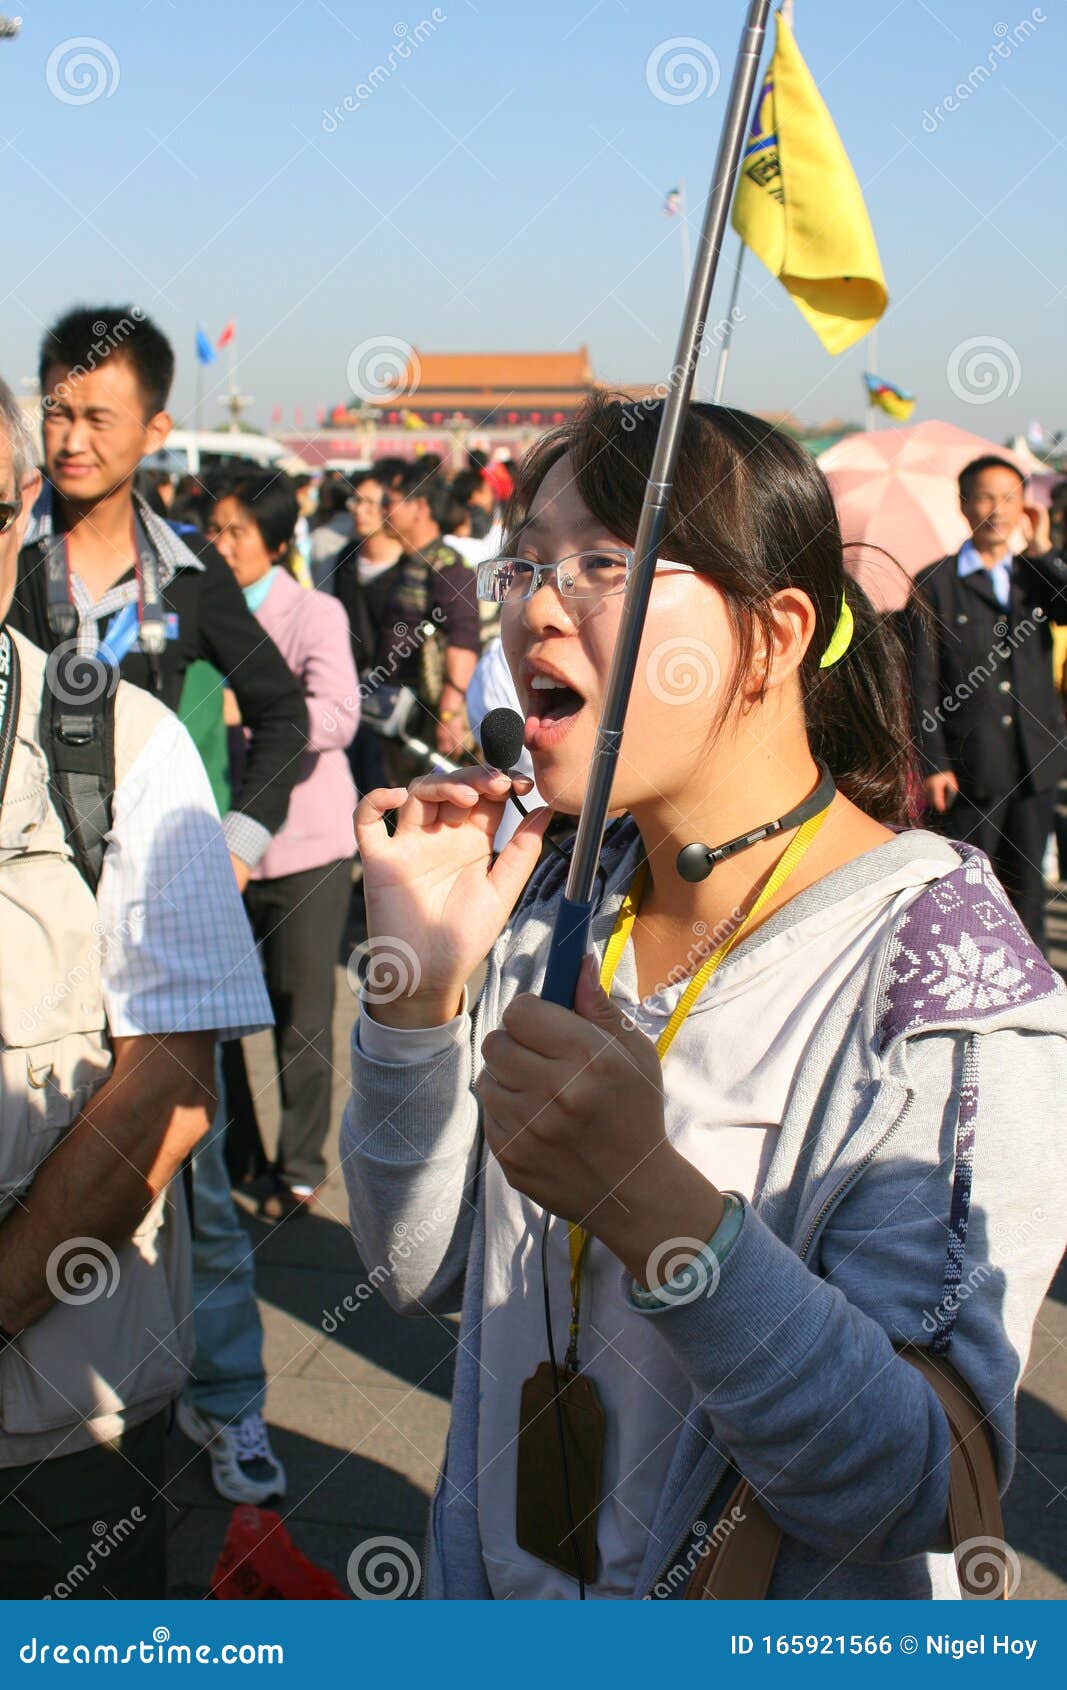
[176, 1401, 287, 1505]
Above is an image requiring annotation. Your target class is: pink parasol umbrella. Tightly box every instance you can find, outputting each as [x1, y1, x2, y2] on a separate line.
[818, 421, 1026, 612]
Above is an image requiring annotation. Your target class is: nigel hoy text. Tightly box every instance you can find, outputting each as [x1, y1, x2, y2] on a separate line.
[928, 1636, 1037, 1659]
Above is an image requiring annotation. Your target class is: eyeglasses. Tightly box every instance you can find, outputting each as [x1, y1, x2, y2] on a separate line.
[0, 500, 19, 536]
[475, 548, 697, 605]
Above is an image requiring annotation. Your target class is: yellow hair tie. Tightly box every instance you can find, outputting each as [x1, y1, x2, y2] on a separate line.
[819, 596, 854, 669]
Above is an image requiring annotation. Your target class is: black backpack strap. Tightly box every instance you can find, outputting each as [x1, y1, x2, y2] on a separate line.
[38, 649, 198, 1234]
[40, 649, 117, 895]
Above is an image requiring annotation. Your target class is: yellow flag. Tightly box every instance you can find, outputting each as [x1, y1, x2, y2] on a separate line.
[864, 374, 915, 421]
[731, 13, 887, 355]
[870, 387, 915, 422]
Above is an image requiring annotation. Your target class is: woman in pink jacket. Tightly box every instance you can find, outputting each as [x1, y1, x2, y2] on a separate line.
[209, 473, 359, 1219]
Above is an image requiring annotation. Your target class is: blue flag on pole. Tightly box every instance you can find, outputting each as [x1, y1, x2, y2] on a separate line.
[195, 325, 216, 365]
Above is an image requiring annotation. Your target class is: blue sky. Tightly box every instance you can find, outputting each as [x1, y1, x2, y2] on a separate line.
[1, 0, 1063, 439]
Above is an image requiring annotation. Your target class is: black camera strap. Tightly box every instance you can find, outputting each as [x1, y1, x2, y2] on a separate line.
[0, 627, 22, 812]
[44, 512, 166, 685]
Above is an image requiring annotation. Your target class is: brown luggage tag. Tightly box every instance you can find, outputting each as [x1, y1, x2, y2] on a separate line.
[515, 1360, 604, 1583]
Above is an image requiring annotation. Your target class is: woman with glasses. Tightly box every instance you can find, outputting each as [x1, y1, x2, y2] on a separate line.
[341, 397, 1066, 1600]
[331, 475, 404, 673]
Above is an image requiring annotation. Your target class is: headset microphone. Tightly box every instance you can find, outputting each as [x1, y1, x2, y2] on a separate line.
[676, 761, 836, 882]
[479, 707, 526, 780]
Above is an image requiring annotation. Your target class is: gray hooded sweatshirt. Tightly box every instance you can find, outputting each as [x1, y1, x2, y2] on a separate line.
[340, 825, 1067, 1599]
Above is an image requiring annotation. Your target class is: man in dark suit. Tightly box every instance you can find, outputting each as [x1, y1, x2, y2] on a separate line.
[908, 455, 1067, 950]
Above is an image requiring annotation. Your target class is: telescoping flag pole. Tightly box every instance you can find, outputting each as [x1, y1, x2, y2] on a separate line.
[541, 0, 774, 1008]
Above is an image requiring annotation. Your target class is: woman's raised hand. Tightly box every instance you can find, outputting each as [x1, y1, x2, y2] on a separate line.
[353, 768, 553, 1028]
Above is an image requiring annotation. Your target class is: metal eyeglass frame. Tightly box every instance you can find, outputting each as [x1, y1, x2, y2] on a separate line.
[475, 548, 698, 604]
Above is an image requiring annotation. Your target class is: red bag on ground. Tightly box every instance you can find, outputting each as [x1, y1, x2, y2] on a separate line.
[210, 1505, 349, 1599]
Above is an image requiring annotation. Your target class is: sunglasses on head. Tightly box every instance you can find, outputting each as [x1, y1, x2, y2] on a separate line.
[0, 500, 19, 536]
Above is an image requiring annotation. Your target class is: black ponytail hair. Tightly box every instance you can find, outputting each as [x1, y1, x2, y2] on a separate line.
[505, 392, 919, 825]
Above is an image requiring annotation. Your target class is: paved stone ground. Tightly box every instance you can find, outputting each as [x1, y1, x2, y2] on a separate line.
[165, 886, 1067, 1600]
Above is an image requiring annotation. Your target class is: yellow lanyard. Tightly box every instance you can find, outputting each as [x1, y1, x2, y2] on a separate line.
[563, 805, 831, 1367]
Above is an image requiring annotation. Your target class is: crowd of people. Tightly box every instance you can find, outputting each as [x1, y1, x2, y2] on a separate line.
[0, 305, 1065, 1601]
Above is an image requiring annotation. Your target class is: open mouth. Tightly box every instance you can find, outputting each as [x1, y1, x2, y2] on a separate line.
[524, 674, 586, 750]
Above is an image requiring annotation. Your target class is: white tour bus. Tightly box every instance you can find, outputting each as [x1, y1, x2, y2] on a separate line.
[141, 429, 306, 479]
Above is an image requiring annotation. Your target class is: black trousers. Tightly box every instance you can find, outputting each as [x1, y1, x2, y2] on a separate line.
[0, 1410, 168, 1599]
[241, 858, 352, 1190]
[935, 787, 1056, 952]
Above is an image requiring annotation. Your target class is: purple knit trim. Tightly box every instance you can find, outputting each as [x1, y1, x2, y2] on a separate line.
[876, 842, 1060, 1050]
[876, 842, 1060, 1356]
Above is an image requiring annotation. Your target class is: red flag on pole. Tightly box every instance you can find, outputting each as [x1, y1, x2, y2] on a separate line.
[216, 320, 235, 350]
[294, 404, 304, 427]
[271, 404, 282, 425]
[315, 404, 326, 425]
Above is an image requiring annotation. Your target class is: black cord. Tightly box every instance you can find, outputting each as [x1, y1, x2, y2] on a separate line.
[507, 788, 569, 861]
[540, 1214, 586, 1599]
[531, 823, 621, 1600]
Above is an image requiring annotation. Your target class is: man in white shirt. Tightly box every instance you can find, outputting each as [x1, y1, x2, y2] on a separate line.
[0, 377, 271, 1597]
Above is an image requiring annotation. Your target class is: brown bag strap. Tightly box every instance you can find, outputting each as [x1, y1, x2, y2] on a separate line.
[683, 1475, 783, 1601]
[897, 1344, 1008, 1598]
[684, 1347, 1005, 1600]
[684, 1475, 782, 1601]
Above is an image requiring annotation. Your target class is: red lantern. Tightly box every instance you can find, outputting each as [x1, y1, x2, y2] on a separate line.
[530, 411, 542, 424]
[506, 411, 519, 424]
[431, 411, 443, 424]
[552, 411, 564, 423]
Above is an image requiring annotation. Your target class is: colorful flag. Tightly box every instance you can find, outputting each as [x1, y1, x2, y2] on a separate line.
[315, 404, 326, 426]
[216, 320, 235, 350]
[864, 372, 915, 421]
[271, 404, 282, 426]
[731, 12, 887, 355]
[195, 325, 216, 366]
[663, 187, 681, 218]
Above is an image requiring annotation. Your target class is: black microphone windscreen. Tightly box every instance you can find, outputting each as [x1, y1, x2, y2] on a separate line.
[480, 707, 526, 772]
